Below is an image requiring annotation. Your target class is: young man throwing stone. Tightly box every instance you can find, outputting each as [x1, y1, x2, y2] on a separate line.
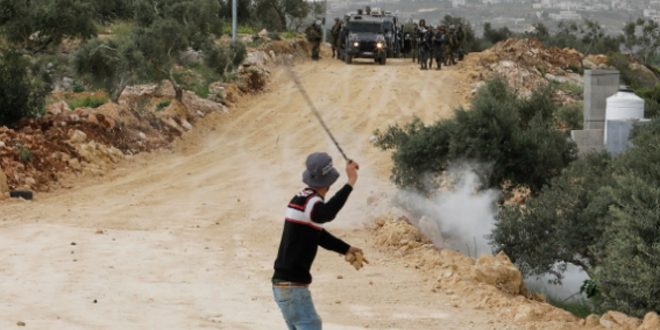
[272, 152, 365, 329]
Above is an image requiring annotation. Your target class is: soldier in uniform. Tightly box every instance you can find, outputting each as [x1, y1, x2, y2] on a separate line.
[427, 25, 435, 69]
[456, 25, 465, 61]
[412, 23, 420, 63]
[338, 22, 349, 61]
[330, 18, 343, 59]
[445, 26, 457, 66]
[418, 25, 432, 70]
[432, 26, 447, 70]
[305, 21, 323, 61]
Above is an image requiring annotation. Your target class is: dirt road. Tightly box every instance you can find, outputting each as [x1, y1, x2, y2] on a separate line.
[0, 57, 533, 329]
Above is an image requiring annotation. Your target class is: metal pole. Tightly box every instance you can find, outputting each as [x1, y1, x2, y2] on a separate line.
[285, 65, 350, 161]
[322, 0, 327, 43]
[232, 0, 237, 42]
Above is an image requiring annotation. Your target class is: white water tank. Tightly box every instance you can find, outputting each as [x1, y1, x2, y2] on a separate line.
[604, 88, 645, 144]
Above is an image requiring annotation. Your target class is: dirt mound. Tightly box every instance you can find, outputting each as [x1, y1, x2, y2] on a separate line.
[459, 38, 585, 102]
[371, 215, 657, 329]
[237, 39, 310, 94]
[0, 40, 308, 194]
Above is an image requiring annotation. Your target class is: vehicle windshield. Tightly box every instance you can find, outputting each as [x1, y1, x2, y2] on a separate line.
[348, 22, 382, 34]
[383, 21, 394, 33]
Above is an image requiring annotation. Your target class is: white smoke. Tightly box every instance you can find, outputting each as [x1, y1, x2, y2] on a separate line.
[391, 163, 590, 301]
[394, 164, 500, 257]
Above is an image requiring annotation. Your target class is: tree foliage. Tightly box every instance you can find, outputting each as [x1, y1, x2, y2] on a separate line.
[493, 152, 613, 281]
[374, 78, 577, 193]
[74, 37, 147, 102]
[537, 20, 621, 57]
[483, 22, 512, 46]
[623, 19, 660, 66]
[0, 0, 97, 53]
[494, 118, 660, 316]
[442, 15, 479, 52]
[76, 0, 231, 102]
[219, 0, 254, 25]
[0, 51, 49, 126]
[595, 119, 660, 317]
[253, 0, 310, 31]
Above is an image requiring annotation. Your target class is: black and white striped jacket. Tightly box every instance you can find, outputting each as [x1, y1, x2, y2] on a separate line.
[272, 185, 353, 284]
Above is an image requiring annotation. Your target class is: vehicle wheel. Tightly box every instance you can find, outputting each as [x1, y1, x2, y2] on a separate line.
[379, 57, 386, 65]
[345, 55, 352, 64]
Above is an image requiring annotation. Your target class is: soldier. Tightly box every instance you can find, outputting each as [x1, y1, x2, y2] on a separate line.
[418, 26, 431, 70]
[305, 21, 323, 61]
[456, 25, 465, 61]
[338, 23, 349, 60]
[412, 23, 420, 63]
[427, 25, 434, 69]
[445, 26, 457, 66]
[330, 18, 342, 59]
[417, 20, 428, 65]
[403, 30, 412, 59]
[432, 26, 447, 70]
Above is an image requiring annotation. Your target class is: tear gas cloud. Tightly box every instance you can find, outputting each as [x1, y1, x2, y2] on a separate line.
[394, 164, 499, 257]
[394, 163, 589, 301]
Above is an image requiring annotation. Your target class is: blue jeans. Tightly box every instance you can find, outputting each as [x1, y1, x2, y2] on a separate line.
[272, 286, 322, 330]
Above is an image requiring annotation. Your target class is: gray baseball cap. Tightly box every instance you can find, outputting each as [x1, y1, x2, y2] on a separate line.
[302, 152, 340, 188]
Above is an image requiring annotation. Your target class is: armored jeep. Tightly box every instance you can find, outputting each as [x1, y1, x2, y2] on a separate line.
[341, 15, 387, 65]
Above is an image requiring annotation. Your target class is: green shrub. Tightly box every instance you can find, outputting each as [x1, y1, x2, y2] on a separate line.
[567, 64, 584, 75]
[554, 81, 584, 98]
[73, 81, 86, 93]
[238, 25, 256, 35]
[268, 32, 282, 40]
[0, 51, 49, 127]
[67, 95, 109, 109]
[493, 152, 613, 281]
[556, 102, 584, 130]
[281, 31, 298, 39]
[175, 63, 221, 98]
[595, 119, 660, 317]
[374, 78, 577, 193]
[495, 118, 660, 317]
[205, 45, 230, 76]
[156, 100, 171, 111]
[18, 145, 33, 164]
[546, 296, 594, 318]
[230, 41, 247, 69]
[101, 20, 135, 38]
[636, 83, 660, 118]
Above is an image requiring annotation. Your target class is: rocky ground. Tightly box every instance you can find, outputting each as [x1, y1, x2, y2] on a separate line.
[0, 39, 308, 195]
[459, 38, 598, 103]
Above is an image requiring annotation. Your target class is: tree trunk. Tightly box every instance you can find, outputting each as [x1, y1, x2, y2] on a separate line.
[272, 3, 287, 31]
[111, 76, 129, 103]
[169, 69, 184, 102]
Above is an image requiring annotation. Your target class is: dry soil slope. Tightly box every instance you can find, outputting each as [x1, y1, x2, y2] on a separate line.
[0, 57, 549, 330]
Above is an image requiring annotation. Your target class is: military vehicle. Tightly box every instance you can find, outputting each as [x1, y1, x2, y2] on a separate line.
[340, 15, 387, 65]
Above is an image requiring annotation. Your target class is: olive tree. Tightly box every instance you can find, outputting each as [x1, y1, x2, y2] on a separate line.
[0, 0, 96, 53]
[374, 78, 577, 193]
[76, 0, 230, 102]
[0, 51, 50, 126]
[595, 119, 660, 317]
